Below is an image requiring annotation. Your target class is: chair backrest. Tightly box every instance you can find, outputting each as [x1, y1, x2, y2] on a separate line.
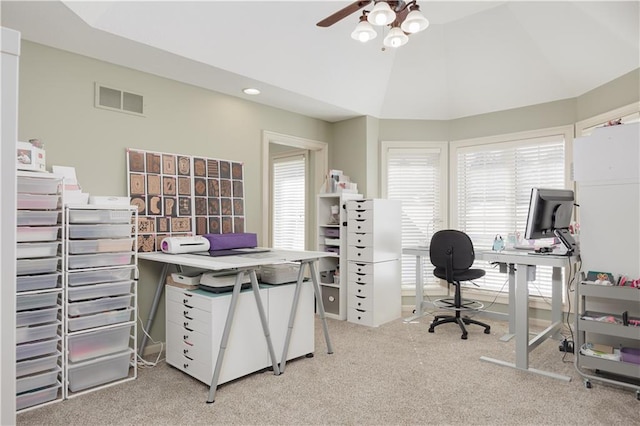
[429, 229, 476, 272]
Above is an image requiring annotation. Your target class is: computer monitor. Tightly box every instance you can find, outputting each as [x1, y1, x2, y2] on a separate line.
[524, 187, 577, 254]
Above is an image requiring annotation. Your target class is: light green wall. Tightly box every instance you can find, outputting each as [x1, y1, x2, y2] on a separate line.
[16, 40, 639, 346]
[17, 41, 333, 346]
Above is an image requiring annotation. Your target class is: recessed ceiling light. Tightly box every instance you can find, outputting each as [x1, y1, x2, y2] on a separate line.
[243, 88, 260, 95]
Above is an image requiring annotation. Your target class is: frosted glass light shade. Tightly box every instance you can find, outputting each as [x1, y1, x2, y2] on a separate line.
[383, 27, 408, 48]
[351, 20, 377, 42]
[401, 9, 429, 33]
[367, 2, 396, 26]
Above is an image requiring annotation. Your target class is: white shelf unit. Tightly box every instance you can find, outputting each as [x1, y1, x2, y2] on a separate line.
[346, 199, 402, 327]
[316, 192, 362, 320]
[573, 123, 640, 397]
[63, 205, 138, 398]
[16, 171, 64, 412]
[165, 281, 314, 385]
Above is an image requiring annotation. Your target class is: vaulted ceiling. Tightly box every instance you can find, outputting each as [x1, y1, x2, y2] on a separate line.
[2, 1, 639, 122]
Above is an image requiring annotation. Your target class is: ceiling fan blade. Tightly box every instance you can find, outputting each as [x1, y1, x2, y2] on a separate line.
[317, 0, 372, 27]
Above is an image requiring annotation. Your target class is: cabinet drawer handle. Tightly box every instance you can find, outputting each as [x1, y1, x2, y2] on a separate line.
[183, 313, 193, 320]
[183, 321, 190, 328]
[183, 363, 189, 369]
[183, 349, 189, 355]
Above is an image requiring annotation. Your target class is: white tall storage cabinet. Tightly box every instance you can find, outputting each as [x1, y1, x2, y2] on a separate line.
[317, 192, 362, 320]
[573, 123, 640, 395]
[16, 172, 64, 411]
[346, 199, 402, 327]
[64, 205, 138, 397]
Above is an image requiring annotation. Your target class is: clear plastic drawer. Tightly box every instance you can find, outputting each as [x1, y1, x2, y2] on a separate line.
[67, 349, 132, 392]
[67, 294, 133, 316]
[69, 224, 131, 239]
[17, 226, 60, 242]
[67, 308, 133, 332]
[16, 383, 60, 411]
[67, 325, 132, 362]
[17, 193, 59, 210]
[17, 242, 60, 259]
[67, 252, 133, 269]
[68, 238, 134, 254]
[67, 280, 133, 301]
[16, 322, 60, 344]
[17, 210, 59, 226]
[17, 257, 59, 275]
[17, 273, 60, 292]
[16, 306, 59, 327]
[16, 351, 61, 378]
[16, 337, 60, 361]
[17, 177, 60, 194]
[68, 209, 132, 224]
[17, 292, 59, 311]
[67, 266, 135, 286]
[16, 366, 60, 394]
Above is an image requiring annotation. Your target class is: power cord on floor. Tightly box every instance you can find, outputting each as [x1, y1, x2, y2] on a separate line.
[136, 313, 165, 368]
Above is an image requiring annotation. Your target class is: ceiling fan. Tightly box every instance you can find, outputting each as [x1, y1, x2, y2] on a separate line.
[317, 1, 429, 48]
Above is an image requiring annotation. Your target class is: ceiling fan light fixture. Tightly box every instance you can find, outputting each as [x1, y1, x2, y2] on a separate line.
[401, 8, 429, 33]
[367, 1, 396, 26]
[351, 20, 377, 42]
[383, 26, 408, 48]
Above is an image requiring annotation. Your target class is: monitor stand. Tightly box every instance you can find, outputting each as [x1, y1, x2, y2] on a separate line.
[554, 228, 578, 255]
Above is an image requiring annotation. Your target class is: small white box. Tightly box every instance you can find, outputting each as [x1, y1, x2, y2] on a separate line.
[17, 141, 46, 172]
[171, 272, 202, 285]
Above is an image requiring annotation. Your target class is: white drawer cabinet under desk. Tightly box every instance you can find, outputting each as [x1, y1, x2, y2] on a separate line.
[346, 199, 401, 327]
[165, 281, 314, 386]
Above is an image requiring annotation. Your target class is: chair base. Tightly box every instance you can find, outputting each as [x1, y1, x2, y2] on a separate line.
[428, 314, 491, 340]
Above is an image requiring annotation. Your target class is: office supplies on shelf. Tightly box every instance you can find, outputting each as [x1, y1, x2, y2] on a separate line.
[161, 236, 210, 254]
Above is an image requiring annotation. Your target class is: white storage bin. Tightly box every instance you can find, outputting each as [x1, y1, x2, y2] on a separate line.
[16, 351, 60, 377]
[16, 383, 60, 411]
[67, 349, 132, 392]
[17, 210, 59, 226]
[17, 292, 58, 311]
[17, 273, 60, 292]
[67, 280, 133, 301]
[16, 322, 59, 344]
[16, 338, 60, 361]
[17, 177, 60, 194]
[69, 224, 131, 239]
[16, 306, 59, 327]
[17, 193, 59, 210]
[68, 308, 132, 332]
[67, 266, 135, 286]
[17, 226, 60, 242]
[67, 294, 132, 316]
[69, 209, 132, 224]
[67, 325, 132, 362]
[67, 252, 133, 269]
[17, 242, 60, 259]
[260, 263, 300, 284]
[68, 238, 134, 254]
[17, 257, 59, 276]
[16, 366, 60, 394]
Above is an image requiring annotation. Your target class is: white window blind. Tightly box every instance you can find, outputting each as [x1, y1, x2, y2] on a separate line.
[456, 136, 566, 297]
[386, 147, 444, 289]
[272, 155, 305, 250]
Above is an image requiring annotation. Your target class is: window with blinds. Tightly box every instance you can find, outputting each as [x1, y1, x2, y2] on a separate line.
[272, 155, 305, 250]
[383, 143, 447, 289]
[455, 135, 567, 298]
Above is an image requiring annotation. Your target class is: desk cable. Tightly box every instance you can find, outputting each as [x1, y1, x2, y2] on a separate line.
[136, 313, 165, 368]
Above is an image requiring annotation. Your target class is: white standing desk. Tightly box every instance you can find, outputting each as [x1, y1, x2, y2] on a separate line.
[139, 249, 336, 403]
[402, 246, 430, 322]
[476, 250, 578, 381]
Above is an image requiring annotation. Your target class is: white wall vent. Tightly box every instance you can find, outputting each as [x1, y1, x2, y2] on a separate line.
[95, 83, 144, 116]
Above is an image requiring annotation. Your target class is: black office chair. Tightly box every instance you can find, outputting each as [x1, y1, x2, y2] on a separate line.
[428, 229, 491, 339]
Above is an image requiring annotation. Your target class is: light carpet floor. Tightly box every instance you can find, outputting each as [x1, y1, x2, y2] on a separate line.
[17, 312, 639, 425]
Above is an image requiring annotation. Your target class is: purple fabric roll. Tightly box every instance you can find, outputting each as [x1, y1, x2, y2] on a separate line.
[204, 233, 258, 251]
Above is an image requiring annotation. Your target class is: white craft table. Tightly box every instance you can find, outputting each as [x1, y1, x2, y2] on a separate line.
[476, 250, 579, 381]
[402, 246, 431, 322]
[139, 249, 336, 403]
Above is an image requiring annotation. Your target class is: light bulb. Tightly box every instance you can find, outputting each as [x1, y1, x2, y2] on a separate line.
[400, 9, 429, 34]
[367, 2, 396, 26]
[351, 20, 377, 43]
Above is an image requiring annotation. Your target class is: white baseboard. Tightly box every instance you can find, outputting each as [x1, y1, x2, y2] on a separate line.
[142, 342, 165, 357]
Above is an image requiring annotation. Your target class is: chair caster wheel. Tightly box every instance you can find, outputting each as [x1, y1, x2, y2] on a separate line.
[484, 328, 491, 334]
[428, 327, 434, 333]
[461, 334, 468, 340]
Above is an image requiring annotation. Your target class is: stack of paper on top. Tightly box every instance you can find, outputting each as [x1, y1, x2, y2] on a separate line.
[52, 165, 89, 205]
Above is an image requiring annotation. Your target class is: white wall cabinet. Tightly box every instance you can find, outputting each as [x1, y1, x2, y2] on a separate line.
[64, 205, 137, 398]
[165, 280, 314, 385]
[346, 199, 402, 327]
[15, 172, 64, 412]
[573, 123, 640, 397]
[316, 193, 362, 320]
